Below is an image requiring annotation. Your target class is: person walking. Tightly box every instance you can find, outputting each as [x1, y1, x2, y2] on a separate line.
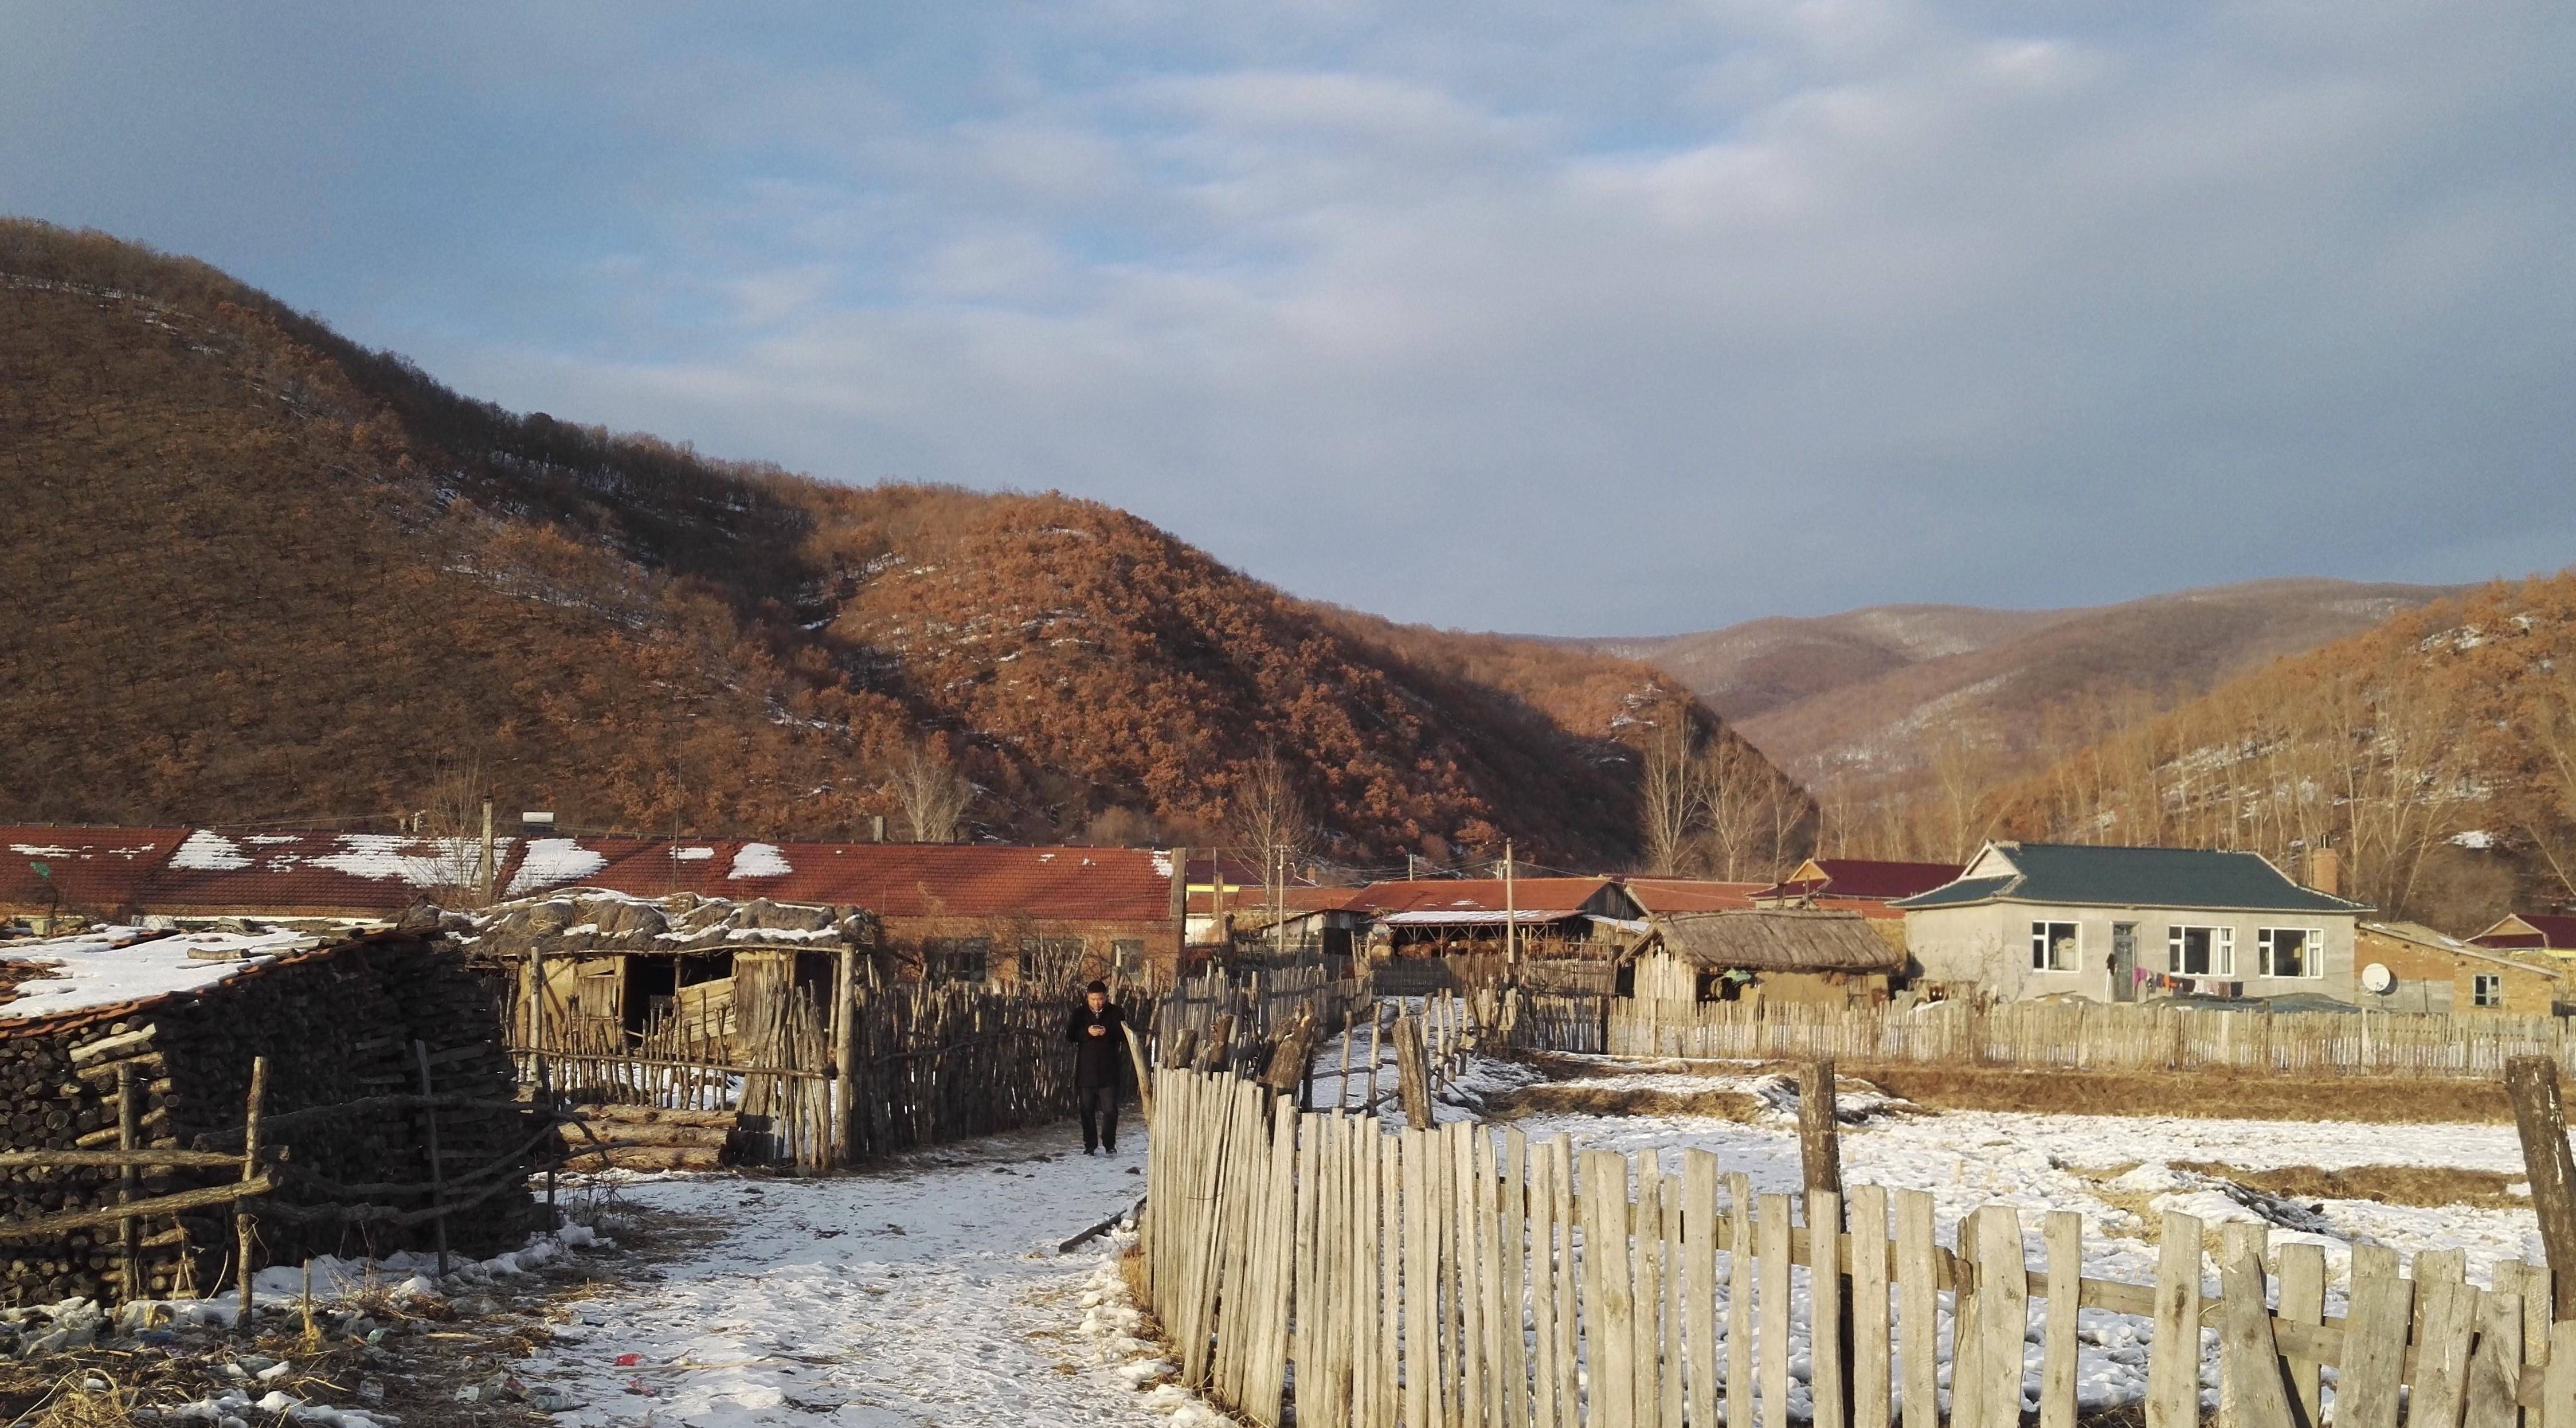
[1065, 979, 1126, 1155]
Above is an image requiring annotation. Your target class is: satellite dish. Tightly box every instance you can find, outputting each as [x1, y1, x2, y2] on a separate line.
[2360, 963, 2395, 995]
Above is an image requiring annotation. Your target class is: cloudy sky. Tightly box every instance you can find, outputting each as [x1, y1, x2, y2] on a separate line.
[4, 1, 2570, 634]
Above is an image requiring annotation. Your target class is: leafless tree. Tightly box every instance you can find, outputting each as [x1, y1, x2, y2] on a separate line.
[1638, 722, 1700, 874]
[885, 738, 976, 843]
[1227, 746, 1315, 865]
[414, 754, 496, 907]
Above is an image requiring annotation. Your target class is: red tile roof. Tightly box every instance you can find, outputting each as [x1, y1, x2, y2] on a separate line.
[575, 840, 1175, 924]
[0, 826, 188, 916]
[1760, 859, 1963, 902]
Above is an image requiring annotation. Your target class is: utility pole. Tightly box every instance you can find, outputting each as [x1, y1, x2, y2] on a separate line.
[1503, 839, 1518, 968]
[1406, 852, 1418, 881]
[479, 796, 496, 904]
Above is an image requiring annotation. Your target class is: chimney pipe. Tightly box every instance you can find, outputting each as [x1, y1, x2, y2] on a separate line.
[2308, 847, 2343, 899]
[870, 814, 886, 844]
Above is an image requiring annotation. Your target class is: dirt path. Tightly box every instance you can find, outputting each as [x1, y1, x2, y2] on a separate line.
[519, 1124, 1179, 1428]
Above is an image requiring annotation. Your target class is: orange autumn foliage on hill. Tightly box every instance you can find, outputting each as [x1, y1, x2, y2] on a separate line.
[0, 219, 1797, 868]
[1984, 572, 2576, 929]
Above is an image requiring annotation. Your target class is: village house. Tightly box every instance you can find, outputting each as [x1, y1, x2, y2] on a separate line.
[1347, 877, 1647, 958]
[2355, 920, 2566, 1015]
[6, 826, 1185, 988]
[1621, 908, 1903, 1009]
[1892, 841, 2371, 1004]
[1753, 857, 1963, 952]
[2470, 913, 2576, 958]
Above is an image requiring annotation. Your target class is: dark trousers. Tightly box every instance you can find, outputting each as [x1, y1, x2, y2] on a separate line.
[1078, 1085, 1119, 1152]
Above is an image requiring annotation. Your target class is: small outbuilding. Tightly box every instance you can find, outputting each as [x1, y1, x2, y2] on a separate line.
[1622, 909, 1904, 1010]
[2356, 921, 2566, 1015]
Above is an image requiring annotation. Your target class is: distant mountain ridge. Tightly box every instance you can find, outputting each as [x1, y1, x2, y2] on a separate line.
[1577, 579, 2460, 785]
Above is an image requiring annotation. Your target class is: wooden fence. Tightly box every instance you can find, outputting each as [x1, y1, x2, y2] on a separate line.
[1610, 999, 2576, 1078]
[1142, 1065, 2576, 1428]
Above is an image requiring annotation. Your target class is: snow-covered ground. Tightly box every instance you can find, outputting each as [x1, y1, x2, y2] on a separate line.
[516, 1125, 1201, 1428]
[1445, 1050, 2535, 1417]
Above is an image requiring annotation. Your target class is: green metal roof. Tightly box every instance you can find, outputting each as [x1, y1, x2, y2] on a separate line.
[1889, 843, 2374, 914]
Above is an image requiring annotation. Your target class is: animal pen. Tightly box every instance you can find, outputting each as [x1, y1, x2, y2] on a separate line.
[1141, 1062, 2576, 1428]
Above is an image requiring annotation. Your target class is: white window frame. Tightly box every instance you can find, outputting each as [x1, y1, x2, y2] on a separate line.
[2030, 920, 2080, 973]
[2168, 925, 2235, 978]
[2473, 973, 2504, 1008]
[2257, 927, 2326, 980]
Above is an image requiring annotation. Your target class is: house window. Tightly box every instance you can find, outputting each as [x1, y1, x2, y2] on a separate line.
[2030, 921, 2079, 972]
[2474, 974, 2504, 1008]
[2168, 926, 2234, 977]
[2258, 928, 2324, 979]
[924, 937, 991, 983]
[1019, 936, 1087, 987]
[1110, 939, 1145, 981]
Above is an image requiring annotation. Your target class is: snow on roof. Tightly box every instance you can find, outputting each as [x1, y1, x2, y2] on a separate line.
[508, 838, 608, 896]
[729, 843, 792, 879]
[170, 830, 252, 871]
[0, 926, 318, 1022]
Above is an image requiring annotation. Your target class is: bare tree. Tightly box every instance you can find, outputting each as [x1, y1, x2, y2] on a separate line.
[1638, 722, 1700, 874]
[2528, 671, 2576, 905]
[885, 738, 976, 843]
[414, 754, 496, 907]
[1698, 737, 1774, 880]
[1227, 746, 1315, 864]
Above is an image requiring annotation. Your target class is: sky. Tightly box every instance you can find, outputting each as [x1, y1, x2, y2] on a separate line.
[3, 1, 2571, 636]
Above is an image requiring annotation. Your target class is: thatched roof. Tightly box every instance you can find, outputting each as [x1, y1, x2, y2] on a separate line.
[1646, 909, 1902, 973]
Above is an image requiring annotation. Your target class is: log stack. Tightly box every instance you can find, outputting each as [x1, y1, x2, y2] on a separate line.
[0, 932, 536, 1307]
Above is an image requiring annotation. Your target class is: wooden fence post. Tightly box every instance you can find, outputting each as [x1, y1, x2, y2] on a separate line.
[835, 946, 860, 1165]
[1393, 1015, 1434, 1130]
[116, 1062, 140, 1305]
[2507, 1057, 2576, 1319]
[412, 1041, 449, 1277]
[1799, 1056, 1843, 1215]
[236, 1055, 267, 1330]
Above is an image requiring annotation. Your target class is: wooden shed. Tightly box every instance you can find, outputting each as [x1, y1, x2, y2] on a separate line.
[1623, 909, 1903, 1010]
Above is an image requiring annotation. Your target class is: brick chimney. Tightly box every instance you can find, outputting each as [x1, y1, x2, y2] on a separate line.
[2307, 847, 2343, 898]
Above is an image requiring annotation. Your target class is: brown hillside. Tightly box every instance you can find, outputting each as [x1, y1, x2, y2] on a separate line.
[1589, 604, 2070, 722]
[1985, 573, 2576, 929]
[0, 220, 1792, 868]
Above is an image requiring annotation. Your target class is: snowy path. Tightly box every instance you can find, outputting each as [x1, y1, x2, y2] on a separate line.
[524, 1125, 1179, 1428]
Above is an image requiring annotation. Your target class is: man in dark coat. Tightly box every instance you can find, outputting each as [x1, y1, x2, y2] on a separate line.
[1065, 979, 1126, 1155]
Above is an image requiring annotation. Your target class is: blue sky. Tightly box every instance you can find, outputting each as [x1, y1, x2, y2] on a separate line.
[5, 1, 2571, 635]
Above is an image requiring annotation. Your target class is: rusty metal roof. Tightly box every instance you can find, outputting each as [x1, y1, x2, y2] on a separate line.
[565, 840, 1175, 923]
[1, 825, 190, 916]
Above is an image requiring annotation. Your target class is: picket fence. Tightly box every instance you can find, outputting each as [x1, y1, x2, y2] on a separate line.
[1142, 1066, 2576, 1428]
[1609, 999, 2576, 1079]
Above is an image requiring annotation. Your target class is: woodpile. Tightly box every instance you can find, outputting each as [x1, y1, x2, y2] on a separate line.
[557, 1104, 733, 1172]
[0, 932, 536, 1307]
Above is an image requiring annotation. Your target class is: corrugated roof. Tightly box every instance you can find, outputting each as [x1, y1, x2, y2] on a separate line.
[142, 829, 512, 915]
[1760, 858, 1963, 902]
[1649, 910, 1904, 973]
[1620, 879, 1765, 913]
[1, 825, 187, 915]
[2364, 921, 2565, 979]
[1891, 843, 2373, 914]
[1344, 878, 1630, 918]
[573, 840, 1174, 923]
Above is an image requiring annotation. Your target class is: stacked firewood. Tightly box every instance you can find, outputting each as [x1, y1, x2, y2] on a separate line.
[0, 933, 538, 1308]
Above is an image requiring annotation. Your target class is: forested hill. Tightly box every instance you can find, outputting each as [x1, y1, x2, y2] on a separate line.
[1987, 573, 2576, 930]
[0, 219, 1795, 867]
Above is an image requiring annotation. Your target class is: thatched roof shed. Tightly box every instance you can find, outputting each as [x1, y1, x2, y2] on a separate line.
[1644, 909, 1902, 974]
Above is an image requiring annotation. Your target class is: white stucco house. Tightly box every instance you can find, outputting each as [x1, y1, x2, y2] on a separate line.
[1891, 841, 2373, 1004]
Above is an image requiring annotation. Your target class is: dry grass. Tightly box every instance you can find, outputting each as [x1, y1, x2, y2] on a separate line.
[2171, 1161, 2526, 1210]
[1485, 1083, 1768, 1121]
[1840, 1063, 2511, 1124]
